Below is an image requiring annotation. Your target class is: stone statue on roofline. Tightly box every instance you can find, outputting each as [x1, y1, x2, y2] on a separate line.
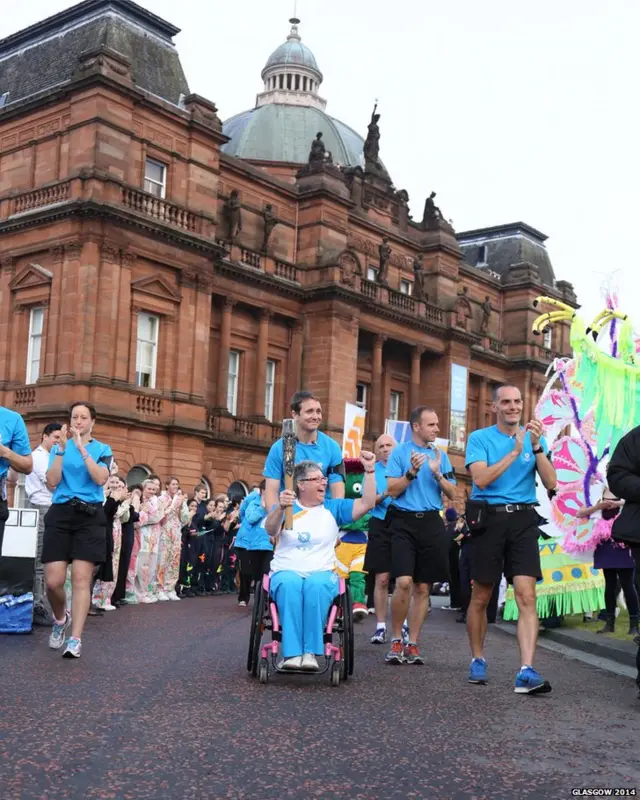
[224, 189, 242, 241]
[261, 204, 280, 253]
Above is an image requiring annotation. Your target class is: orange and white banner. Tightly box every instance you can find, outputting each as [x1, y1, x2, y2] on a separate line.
[343, 403, 366, 459]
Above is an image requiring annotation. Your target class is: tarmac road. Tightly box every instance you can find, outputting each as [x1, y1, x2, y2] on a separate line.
[1, 595, 639, 800]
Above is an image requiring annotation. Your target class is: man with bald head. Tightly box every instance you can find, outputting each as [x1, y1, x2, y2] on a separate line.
[363, 434, 396, 643]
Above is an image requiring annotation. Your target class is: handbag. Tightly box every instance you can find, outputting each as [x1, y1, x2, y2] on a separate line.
[465, 499, 489, 536]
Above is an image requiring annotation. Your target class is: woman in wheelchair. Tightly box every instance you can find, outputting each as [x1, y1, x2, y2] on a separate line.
[264, 451, 376, 671]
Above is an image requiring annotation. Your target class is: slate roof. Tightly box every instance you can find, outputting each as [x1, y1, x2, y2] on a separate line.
[0, 0, 189, 109]
[457, 222, 556, 286]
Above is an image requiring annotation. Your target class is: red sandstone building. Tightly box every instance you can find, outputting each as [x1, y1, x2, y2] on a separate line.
[0, 0, 576, 503]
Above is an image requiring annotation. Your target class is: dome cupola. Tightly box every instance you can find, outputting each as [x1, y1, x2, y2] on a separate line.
[256, 18, 326, 111]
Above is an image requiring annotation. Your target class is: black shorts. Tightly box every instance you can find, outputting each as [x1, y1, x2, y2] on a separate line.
[388, 508, 449, 585]
[363, 515, 392, 574]
[41, 502, 107, 565]
[467, 508, 543, 585]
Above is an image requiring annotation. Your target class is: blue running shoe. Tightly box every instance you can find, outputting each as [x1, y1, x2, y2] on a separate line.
[401, 622, 409, 645]
[468, 657, 488, 684]
[370, 627, 387, 644]
[514, 667, 552, 694]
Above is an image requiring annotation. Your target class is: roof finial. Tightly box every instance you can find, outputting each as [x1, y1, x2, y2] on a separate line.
[288, 0, 301, 40]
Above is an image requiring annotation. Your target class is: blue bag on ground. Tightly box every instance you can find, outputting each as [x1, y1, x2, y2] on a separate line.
[0, 593, 34, 633]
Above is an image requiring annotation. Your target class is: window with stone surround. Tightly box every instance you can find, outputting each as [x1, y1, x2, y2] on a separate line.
[543, 327, 552, 350]
[144, 158, 166, 198]
[227, 350, 240, 415]
[389, 391, 401, 421]
[366, 266, 378, 282]
[26, 307, 44, 384]
[265, 359, 276, 422]
[356, 382, 368, 409]
[135, 313, 159, 389]
[477, 244, 488, 265]
[126, 464, 151, 488]
[399, 280, 413, 296]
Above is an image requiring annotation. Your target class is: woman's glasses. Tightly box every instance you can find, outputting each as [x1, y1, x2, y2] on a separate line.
[299, 476, 328, 485]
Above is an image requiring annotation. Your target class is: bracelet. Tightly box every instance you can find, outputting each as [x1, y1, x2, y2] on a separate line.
[55, 451, 65, 457]
[81, 454, 90, 461]
[365, 469, 375, 474]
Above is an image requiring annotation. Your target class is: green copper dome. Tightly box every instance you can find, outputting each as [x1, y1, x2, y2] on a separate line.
[222, 104, 365, 168]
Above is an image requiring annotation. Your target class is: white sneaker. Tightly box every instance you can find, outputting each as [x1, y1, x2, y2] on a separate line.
[48, 612, 71, 650]
[367, 607, 375, 615]
[103, 604, 116, 611]
[301, 653, 319, 671]
[167, 592, 181, 601]
[277, 656, 303, 670]
[238, 600, 247, 607]
[157, 592, 170, 602]
[142, 595, 158, 604]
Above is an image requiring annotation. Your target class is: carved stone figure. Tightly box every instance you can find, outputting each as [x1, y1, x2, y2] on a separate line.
[480, 295, 492, 334]
[377, 236, 391, 285]
[422, 191, 444, 229]
[453, 286, 473, 330]
[224, 189, 242, 241]
[261, 204, 279, 253]
[309, 132, 326, 163]
[363, 104, 381, 170]
[339, 250, 361, 288]
[412, 254, 427, 301]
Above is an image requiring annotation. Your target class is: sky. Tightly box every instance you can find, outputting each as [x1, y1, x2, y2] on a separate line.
[3, 0, 639, 322]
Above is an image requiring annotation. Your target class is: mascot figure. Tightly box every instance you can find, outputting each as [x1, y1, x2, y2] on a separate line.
[335, 458, 371, 621]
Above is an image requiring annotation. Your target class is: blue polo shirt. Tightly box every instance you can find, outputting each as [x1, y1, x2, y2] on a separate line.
[264, 431, 344, 490]
[386, 441, 456, 512]
[370, 460, 392, 520]
[0, 407, 31, 484]
[465, 425, 548, 505]
[49, 439, 113, 504]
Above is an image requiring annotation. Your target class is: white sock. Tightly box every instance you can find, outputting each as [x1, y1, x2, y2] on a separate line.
[376, 621, 386, 629]
[403, 619, 408, 627]
[521, 664, 532, 671]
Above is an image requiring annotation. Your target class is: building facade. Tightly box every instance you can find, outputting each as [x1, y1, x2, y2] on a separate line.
[0, 0, 576, 504]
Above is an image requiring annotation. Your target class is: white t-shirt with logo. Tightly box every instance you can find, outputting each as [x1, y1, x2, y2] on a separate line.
[270, 499, 354, 578]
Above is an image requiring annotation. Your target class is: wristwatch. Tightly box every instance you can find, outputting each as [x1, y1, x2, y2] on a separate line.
[434, 472, 443, 482]
[404, 470, 416, 481]
[532, 446, 544, 455]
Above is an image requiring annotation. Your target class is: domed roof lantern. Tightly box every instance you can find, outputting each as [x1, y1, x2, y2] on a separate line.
[257, 18, 326, 111]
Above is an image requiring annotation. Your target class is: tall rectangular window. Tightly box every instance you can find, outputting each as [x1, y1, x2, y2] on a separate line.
[366, 266, 378, 282]
[543, 327, 552, 349]
[26, 307, 44, 384]
[144, 158, 166, 198]
[389, 391, 401, 421]
[265, 359, 276, 421]
[356, 382, 368, 409]
[399, 280, 413, 295]
[477, 244, 488, 265]
[135, 313, 159, 388]
[227, 350, 240, 415]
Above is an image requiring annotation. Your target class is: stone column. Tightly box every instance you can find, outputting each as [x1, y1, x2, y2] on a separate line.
[0, 257, 15, 384]
[285, 319, 304, 411]
[477, 376, 487, 429]
[254, 309, 271, 418]
[216, 297, 236, 410]
[57, 241, 83, 380]
[92, 242, 120, 381]
[190, 275, 214, 401]
[114, 250, 134, 385]
[371, 334, 385, 436]
[410, 345, 424, 411]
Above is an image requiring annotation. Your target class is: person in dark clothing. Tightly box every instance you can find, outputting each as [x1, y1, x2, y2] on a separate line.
[443, 508, 462, 610]
[112, 484, 141, 607]
[177, 499, 198, 597]
[456, 516, 499, 624]
[607, 426, 640, 698]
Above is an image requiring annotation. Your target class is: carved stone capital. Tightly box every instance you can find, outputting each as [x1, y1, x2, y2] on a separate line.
[223, 296, 237, 311]
[65, 240, 82, 260]
[121, 250, 136, 269]
[414, 345, 426, 357]
[259, 307, 273, 322]
[373, 333, 387, 347]
[100, 242, 120, 262]
[1, 255, 14, 273]
[181, 269, 198, 289]
[50, 245, 64, 263]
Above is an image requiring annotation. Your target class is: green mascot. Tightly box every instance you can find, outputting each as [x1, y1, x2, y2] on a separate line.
[335, 458, 371, 621]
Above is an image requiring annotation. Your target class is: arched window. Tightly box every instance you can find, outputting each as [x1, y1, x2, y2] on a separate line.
[126, 464, 151, 487]
[228, 480, 248, 503]
[201, 476, 212, 500]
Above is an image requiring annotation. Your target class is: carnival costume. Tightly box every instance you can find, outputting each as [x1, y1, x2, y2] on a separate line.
[335, 458, 370, 619]
[504, 290, 640, 620]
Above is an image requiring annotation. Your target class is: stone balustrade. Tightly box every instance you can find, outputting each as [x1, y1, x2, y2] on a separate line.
[122, 187, 201, 234]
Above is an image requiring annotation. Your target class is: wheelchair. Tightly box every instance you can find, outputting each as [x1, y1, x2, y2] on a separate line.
[247, 573, 354, 687]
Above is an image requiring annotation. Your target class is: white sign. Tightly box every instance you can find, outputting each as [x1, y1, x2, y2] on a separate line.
[343, 403, 366, 458]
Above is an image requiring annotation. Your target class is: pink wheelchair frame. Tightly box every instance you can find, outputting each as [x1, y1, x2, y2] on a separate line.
[247, 573, 354, 687]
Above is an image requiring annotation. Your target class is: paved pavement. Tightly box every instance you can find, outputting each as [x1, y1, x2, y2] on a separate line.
[1, 596, 639, 800]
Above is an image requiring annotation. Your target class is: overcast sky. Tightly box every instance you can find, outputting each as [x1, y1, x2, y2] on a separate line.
[4, 0, 638, 322]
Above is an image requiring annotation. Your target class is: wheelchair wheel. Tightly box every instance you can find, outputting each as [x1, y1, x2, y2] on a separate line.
[330, 662, 341, 687]
[340, 583, 354, 681]
[259, 660, 269, 684]
[247, 581, 264, 676]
